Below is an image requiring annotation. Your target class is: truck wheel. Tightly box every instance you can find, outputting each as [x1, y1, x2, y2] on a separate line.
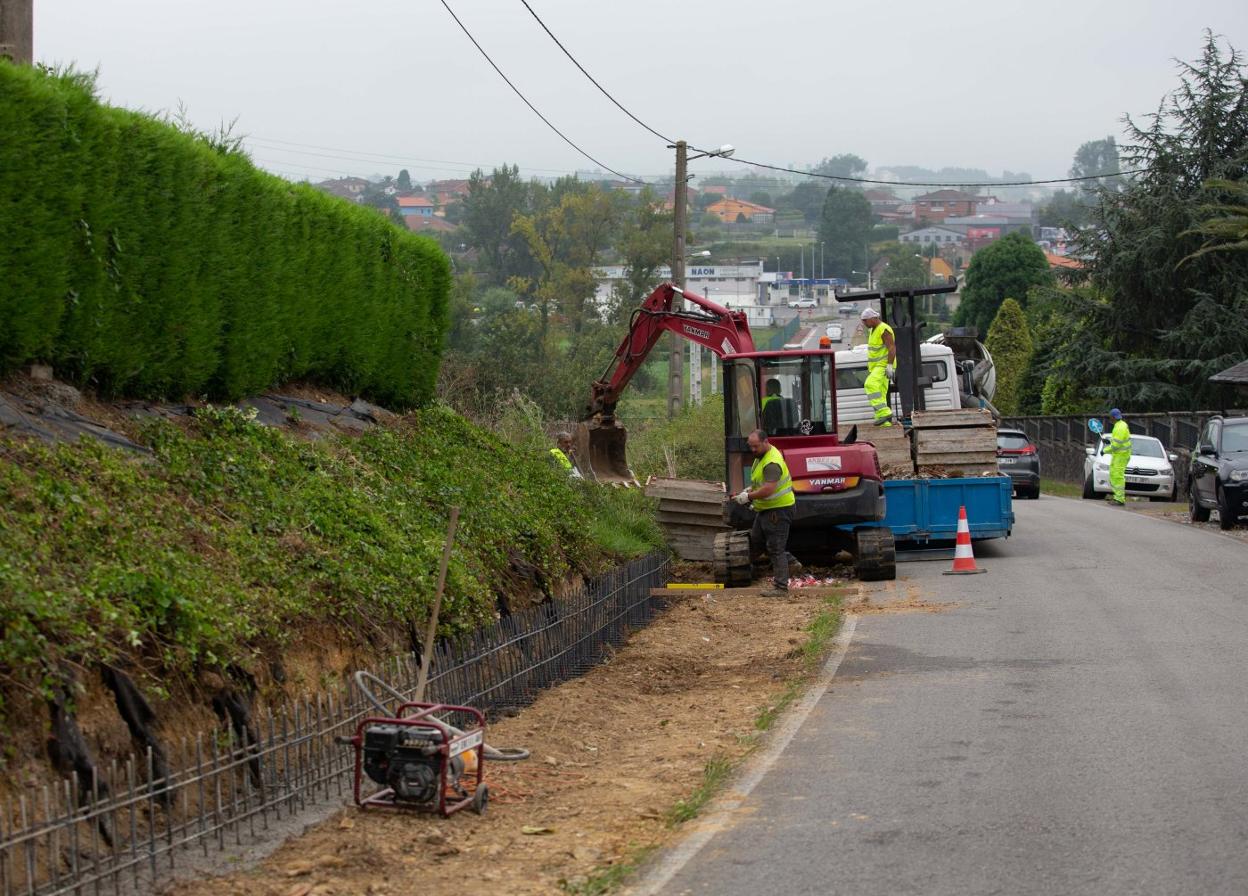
[1189, 481, 1210, 522]
[854, 528, 896, 582]
[712, 531, 753, 587]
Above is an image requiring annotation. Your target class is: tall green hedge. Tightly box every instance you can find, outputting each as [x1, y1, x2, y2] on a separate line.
[0, 63, 450, 407]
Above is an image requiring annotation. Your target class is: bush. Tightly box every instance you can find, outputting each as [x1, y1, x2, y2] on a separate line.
[627, 395, 726, 482]
[0, 62, 449, 408]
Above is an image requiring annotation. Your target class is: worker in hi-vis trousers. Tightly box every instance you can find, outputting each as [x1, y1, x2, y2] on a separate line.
[1106, 408, 1131, 505]
[861, 306, 896, 427]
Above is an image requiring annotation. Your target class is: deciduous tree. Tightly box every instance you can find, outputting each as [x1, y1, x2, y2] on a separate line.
[954, 232, 1052, 335]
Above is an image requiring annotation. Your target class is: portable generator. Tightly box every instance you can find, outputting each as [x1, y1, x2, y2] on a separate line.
[339, 700, 488, 817]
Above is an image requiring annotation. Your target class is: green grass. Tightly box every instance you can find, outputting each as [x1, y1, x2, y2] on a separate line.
[0, 405, 665, 723]
[1040, 479, 1084, 499]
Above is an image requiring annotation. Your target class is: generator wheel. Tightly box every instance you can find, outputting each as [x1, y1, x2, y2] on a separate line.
[712, 530, 753, 587]
[854, 528, 896, 582]
[472, 783, 489, 816]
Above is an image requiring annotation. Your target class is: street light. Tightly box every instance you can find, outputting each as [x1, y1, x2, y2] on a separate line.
[668, 140, 734, 418]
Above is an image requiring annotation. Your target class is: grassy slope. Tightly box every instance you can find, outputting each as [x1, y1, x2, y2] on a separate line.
[0, 405, 664, 717]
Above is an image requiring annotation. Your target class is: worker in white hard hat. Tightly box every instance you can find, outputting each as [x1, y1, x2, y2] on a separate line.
[860, 306, 896, 427]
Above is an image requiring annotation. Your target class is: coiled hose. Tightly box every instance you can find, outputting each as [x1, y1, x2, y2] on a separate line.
[353, 670, 530, 761]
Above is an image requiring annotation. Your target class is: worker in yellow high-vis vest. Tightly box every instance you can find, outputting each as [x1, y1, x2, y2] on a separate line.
[861, 306, 896, 427]
[1106, 408, 1131, 506]
[550, 432, 582, 479]
[733, 429, 798, 596]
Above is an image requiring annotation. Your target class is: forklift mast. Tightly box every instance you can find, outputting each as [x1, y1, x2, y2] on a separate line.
[834, 283, 959, 420]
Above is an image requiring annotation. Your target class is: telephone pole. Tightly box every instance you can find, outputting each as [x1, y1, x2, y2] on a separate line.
[667, 140, 688, 419]
[0, 0, 33, 64]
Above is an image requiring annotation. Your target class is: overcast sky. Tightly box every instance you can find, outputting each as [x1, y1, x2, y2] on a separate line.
[35, 0, 1248, 186]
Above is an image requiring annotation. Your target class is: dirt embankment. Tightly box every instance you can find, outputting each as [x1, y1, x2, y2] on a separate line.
[172, 574, 945, 896]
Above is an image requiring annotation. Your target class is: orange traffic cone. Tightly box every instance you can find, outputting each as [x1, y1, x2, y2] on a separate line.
[943, 505, 986, 575]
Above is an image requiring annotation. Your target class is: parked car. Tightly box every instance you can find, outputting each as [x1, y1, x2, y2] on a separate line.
[1188, 415, 1248, 529]
[837, 302, 859, 315]
[996, 428, 1040, 499]
[1082, 433, 1178, 502]
[789, 298, 817, 309]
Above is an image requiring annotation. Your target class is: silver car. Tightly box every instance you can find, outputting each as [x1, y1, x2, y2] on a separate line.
[1082, 434, 1178, 501]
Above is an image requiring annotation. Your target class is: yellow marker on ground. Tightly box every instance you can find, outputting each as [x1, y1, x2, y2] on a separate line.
[664, 583, 725, 590]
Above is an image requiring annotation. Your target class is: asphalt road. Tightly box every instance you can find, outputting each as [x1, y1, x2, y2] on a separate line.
[642, 497, 1248, 895]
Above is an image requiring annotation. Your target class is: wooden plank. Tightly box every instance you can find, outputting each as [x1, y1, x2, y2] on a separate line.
[911, 409, 995, 429]
[656, 497, 726, 515]
[645, 482, 726, 501]
[915, 428, 996, 448]
[914, 451, 998, 465]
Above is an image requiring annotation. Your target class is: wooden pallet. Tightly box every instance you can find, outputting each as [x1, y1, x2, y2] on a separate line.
[912, 409, 998, 476]
[842, 423, 915, 477]
[644, 477, 729, 561]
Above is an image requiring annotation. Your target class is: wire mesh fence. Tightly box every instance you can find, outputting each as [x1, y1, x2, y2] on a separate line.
[0, 552, 671, 896]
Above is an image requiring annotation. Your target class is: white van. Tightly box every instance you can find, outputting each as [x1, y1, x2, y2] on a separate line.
[834, 343, 961, 426]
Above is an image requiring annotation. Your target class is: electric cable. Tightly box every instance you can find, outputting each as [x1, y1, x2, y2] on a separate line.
[519, 0, 674, 145]
[437, 0, 644, 184]
[515, 0, 1144, 188]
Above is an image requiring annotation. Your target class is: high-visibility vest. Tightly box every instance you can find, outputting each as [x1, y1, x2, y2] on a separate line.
[550, 447, 573, 470]
[750, 445, 796, 510]
[1108, 420, 1131, 456]
[866, 321, 894, 372]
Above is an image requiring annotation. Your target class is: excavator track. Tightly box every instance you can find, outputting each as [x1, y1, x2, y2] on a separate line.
[854, 527, 896, 582]
[712, 531, 753, 587]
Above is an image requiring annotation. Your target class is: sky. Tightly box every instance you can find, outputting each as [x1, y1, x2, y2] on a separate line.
[34, 0, 1248, 187]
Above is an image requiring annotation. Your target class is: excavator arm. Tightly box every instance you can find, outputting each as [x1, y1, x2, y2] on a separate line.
[586, 283, 755, 421]
[576, 283, 754, 485]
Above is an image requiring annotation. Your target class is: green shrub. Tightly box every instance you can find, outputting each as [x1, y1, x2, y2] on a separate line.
[0, 62, 449, 408]
[627, 395, 726, 482]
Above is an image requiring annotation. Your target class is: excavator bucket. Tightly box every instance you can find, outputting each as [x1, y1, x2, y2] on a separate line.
[575, 419, 638, 486]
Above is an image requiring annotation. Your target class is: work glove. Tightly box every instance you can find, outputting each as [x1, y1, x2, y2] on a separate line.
[885, 363, 895, 383]
[733, 489, 751, 505]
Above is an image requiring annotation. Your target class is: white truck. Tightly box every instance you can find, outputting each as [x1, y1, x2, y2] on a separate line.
[834, 333, 997, 426]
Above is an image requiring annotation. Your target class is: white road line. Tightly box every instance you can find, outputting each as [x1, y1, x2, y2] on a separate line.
[628, 614, 860, 895]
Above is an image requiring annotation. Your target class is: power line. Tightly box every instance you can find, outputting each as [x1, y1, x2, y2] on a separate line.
[720, 156, 1146, 188]
[515, 1, 1144, 189]
[518, 0, 673, 145]
[437, 0, 644, 184]
[247, 135, 592, 177]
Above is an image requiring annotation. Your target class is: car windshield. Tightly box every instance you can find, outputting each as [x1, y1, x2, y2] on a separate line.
[1223, 423, 1248, 453]
[998, 433, 1030, 450]
[1130, 437, 1165, 458]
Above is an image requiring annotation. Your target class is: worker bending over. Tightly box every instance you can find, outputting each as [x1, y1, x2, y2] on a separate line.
[550, 432, 582, 479]
[861, 307, 895, 427]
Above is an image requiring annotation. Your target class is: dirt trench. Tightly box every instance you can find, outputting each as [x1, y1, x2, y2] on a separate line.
[169, 573, 868, 896]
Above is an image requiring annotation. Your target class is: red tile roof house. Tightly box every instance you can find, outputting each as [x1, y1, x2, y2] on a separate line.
[912, 189, 981, 225]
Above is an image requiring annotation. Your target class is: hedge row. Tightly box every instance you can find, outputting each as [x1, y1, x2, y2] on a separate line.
[0, 63, 450, 407]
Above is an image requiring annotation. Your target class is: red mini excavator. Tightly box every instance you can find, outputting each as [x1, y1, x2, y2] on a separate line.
[579, 283, 895, 582]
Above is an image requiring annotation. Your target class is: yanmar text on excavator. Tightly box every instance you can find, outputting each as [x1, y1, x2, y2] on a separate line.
[578, 282, 897, 582]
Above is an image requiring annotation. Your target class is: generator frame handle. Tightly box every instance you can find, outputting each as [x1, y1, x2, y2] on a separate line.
[348, 709, 486, 817]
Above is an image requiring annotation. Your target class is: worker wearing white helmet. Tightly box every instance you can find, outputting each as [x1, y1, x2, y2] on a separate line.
[860, 306, 896, 427]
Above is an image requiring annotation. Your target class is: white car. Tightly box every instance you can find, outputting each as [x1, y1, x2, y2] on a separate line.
[1082, 434, 1178, 501]
[825, 324, 844, 341]
[789, 298, 817, 309]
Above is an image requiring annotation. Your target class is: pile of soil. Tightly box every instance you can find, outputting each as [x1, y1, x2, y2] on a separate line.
[171, 575, 853, 896]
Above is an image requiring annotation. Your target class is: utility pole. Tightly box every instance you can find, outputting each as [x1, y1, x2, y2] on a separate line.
[668, 140, 688, 419]
[0, 0, 33, 64]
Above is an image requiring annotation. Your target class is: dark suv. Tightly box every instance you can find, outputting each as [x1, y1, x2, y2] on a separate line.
[997, 428, 1040, 499]
[1189, 415, 1248, 530]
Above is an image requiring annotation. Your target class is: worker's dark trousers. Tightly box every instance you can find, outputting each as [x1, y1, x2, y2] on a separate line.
[750, 506, 795, 590]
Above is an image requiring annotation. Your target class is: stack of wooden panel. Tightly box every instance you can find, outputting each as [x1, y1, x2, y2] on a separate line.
[643, 477, 729, 562]
[839, 423, 914, 478]
[912, 409, 998, 477]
